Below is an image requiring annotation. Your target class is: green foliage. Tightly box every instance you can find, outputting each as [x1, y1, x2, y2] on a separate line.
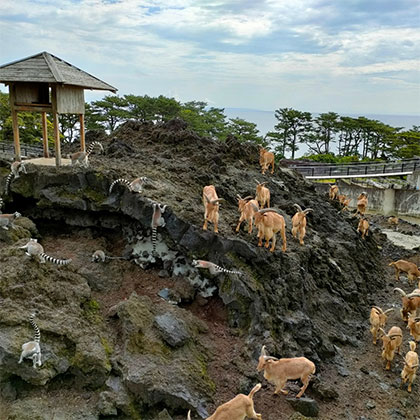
[227, 117, 263, 144]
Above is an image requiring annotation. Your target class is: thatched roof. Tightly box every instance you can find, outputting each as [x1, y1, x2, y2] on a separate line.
[0, 51, 117, 93]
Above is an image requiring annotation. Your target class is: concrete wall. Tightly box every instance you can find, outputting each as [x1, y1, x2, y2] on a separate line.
[315, 181, 420, 218]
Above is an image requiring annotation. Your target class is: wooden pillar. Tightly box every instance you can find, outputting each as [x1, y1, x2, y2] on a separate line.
[9, 84, 21, 162]
[11, 110, 21, 162]
[51, 86, 61, 167]
[79, 114, 85, 152]
[41, 112, 49, 158]
[53, 111, 61, 166]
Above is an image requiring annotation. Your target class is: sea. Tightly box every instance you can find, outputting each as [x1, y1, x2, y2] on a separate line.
[224, 108, 420, 158]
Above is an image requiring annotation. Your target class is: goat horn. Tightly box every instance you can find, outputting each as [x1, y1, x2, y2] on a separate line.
[372, 306, 384, 314]
[389, 333, 402, 339]
[204, 194, 211, 204]
[379, 328, 387, 336]
[394, 288, 406, 296]
[263, 356, 279, 361]
[258, 208, 281, 214]
[407, 292, 420, 298]
[187, 410, 191, 420]
[237, 194, 243, 200]
[250, 203, 259, 212]
[383, 308, 394, 314]
[414, 317, 420, 322]
[293, 203, 303, 212]
[303, 208, 314, 214]
[243, 196, 254, 201]
[211, 198, 225, 204]
[261, 345, 267, 356]
[254, 179, 262, 185]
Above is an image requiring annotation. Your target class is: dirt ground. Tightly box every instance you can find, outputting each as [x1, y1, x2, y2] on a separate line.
[36, 215, 420, 420]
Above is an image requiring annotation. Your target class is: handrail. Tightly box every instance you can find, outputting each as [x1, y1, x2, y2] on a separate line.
[0, 141, 44, 157]
[288, 159, 419, 179]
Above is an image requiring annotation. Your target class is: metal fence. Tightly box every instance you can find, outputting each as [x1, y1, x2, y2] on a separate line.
[289, 159, 420, 178]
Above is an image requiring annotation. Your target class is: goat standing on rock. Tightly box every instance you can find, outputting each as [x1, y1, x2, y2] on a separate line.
[254, 209, 287, 253]
[235, 195, 259, 234]
[393, 288, 420, 321]
[369, 306, 394, 345]
[356, 192, 368, 216]
[357, 217, 369, 240]
[187, 383, 262, 420]
[202, 185, 223, 234]
[254, 180, 270, 208]
[291, 204, 313, 245]
[259, 148, 275, 175]
[389, 260, 420, 286]
[400, 341, 419, 393]
[380, 326, 403, 370]
[257, 345, 315, 398]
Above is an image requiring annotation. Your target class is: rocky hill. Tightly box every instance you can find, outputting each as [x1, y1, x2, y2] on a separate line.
[0, 119, 418, 419]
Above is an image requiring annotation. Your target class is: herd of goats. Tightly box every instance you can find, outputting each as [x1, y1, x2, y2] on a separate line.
[0, 144, 419, 419]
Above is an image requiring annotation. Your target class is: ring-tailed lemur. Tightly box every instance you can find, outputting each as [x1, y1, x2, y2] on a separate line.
[19, 238, 72, 265]
[151, 203, 167, 253]
[68, 141, 104, 167]
[18, 313, 42, 368]
[91, 249, 125, 262]
[192, 260, 243, 276]
[0, 197, 3, 214]
[0, 212, 21, 230]
[109, 177, 147, 194]
[4, 161, 27, 194]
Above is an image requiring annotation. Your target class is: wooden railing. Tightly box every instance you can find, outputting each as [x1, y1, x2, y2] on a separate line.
[288, 159, 420, 179]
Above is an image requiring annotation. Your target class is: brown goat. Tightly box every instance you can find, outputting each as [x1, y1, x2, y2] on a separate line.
[401, 341, 419, 392]
[389, 260, 420, 286]
[187, 383, 262, 420]
[291, 204, 313, 245]
[356, 192, 368, 215]
[254, 209, 287, 253]
[202, 185, 223, 233]
[380, 326, 403, 370]
[259, 148, 275, 175]
[329, 184, 339, 200]
[357, 217, 369, 239]
[369, 306, 394, 345]
[394, 288, 420, 321]
[236, 195, 259, 234]
[407, 313, 420, 342]
[257, 345, 315, 398]
[255, 180, 270, 208]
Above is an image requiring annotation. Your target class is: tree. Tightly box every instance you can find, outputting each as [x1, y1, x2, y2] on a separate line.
[226, 117, 263, 144]
[304, 112, 339, 154]
[273, 108, 312, 158]
[59, 114, 80, 143]
[89, 95, 129, 132]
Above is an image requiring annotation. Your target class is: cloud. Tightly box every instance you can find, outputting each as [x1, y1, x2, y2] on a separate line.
[0, 0, 418, 115]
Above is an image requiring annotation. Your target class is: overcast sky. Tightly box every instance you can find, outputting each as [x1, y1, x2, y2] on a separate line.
[0, 0, 419, 116]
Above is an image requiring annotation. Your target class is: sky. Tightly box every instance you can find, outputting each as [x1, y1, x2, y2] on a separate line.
[0, 0, 419, 118]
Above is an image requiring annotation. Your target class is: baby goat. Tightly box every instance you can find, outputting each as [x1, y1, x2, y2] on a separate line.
[259, 148, 275, 175]
[254, 180, 270, 208]
[356, 192, 368, 216]
[401, 341, 419, 393]
[389, 260, 420, 286]
[257, 345, 315, 398]
[329, 184, 339, 200]
[254, 209, 287, 253]
[394, 288, 420, 321]
[407, 313, 420, 342]
[236, 195, 259, 234]
[369, 306, 394, 345]
[380, 326, 403, 370]
[202, 185, 223, 234]
[291, 204, 313, 246]
[357, 217, 369, 240]
[187, 383, 262, 420]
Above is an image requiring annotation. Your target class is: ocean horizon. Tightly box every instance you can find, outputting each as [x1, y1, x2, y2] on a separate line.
[225, 107, 420, 136]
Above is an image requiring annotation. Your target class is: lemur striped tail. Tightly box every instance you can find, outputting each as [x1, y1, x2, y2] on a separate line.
[0, 197, 3, 212]
[215, 264, 243, 275]
[41, 253, 72, 265]
[109, 178, 132, 194]
[4, 172, 14, 194]
[86, 141, 103, 157]
[29, 314, 40, 343]
[151, 227, 157, 253]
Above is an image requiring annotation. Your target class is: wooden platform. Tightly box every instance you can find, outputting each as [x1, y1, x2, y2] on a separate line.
[25, 157, 72, 166]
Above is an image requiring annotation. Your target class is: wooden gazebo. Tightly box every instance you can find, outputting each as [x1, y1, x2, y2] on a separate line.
[0, 51, 117, 166]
